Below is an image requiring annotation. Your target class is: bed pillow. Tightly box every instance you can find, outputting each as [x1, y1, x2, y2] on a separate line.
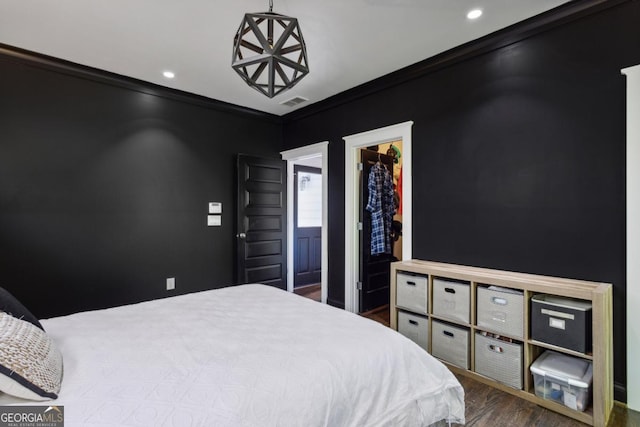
[0, 312, 63, 400]
[0, 287, 44, 330]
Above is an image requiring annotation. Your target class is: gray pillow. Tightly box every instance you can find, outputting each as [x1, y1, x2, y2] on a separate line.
[0, 312, 63, 400]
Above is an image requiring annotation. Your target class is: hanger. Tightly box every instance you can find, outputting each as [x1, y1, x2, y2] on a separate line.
[376, 152, 389, 171]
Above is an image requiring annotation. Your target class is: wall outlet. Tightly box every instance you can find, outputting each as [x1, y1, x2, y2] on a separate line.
[166, 277, 175, 290]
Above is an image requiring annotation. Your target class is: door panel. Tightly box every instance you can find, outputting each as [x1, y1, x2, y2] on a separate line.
[237, 154, 287, 289]
[294, 229, 321, 286]
[359, 150, 395, 313]
[294, 165, 322, 287]
[297, 236, 310, 272]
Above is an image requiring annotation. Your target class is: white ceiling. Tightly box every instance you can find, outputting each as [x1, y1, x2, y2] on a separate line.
[0, 0, 569, 116]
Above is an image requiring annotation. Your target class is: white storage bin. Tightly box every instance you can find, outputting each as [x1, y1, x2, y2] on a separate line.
[530, 351, 593, 412]
[431, 320, 469, 369]
[432, 277, 470, 324]
[477, 286, 524, 339]
[474, 333, 523, 389]
[396, 272, 428, 315]
[397, 310, 429, 351]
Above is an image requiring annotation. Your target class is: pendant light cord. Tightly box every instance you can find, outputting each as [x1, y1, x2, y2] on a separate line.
[269, 0, 273, 12]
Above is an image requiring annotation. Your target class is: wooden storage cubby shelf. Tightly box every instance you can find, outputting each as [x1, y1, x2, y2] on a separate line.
[390, 260, 613, 427]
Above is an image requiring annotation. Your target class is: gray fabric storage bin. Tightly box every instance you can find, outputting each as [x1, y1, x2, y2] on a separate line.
[431, 320, 469, 369]
[432, 278, 470, 324]
[474, 333, 523, 389]
[531, 295, 592, 353]
[396, 272, 428, 315]
[477, 286, 524, 339]
[397, 310, 429, 351]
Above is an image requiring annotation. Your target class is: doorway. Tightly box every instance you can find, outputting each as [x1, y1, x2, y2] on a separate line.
[343, 121, 414, 314]
[358, 148, 394, 312]
[281, 142, 329, 304]
[293, 164, 322, 290]
[358, 141, 404, 313]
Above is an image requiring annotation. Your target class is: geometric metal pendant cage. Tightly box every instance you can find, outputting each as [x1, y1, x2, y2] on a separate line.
[232, 6, 309, 98]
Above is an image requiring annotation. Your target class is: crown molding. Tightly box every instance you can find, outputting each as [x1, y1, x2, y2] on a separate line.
[283, 0, 627, 123]
[0, 43, 283, 124]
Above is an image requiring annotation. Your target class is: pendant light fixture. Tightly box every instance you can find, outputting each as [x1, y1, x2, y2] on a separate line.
[232, 0, 309, 98]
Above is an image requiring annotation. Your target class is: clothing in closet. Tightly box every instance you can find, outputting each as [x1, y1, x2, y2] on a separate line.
[397, 166, 403, 215]
[366, 161, 396, 255]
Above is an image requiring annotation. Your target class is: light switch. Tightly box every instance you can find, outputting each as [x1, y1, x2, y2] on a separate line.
[208, 202, 222, 214]
[207, 215, 222, 226]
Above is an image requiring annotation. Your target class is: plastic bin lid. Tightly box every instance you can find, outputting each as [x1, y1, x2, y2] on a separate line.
[531, 294, 592, 311]
[530, 351, 593, 388]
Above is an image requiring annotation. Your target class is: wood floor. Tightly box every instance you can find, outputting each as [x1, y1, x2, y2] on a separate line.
[359, 304, 390, 327]
[293, 283, 321, 302]
[453, 373, 640, 427]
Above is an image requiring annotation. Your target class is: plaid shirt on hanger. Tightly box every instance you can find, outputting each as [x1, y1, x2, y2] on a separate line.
[366, 162, 395, 255]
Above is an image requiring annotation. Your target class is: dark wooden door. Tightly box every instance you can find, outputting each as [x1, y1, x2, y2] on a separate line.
[293, 165, 322, 288]
[359, 150, 395, 313]
[236, 154, 287, 289]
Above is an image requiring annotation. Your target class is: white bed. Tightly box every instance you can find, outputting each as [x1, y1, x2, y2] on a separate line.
[0, 284, 465, 426]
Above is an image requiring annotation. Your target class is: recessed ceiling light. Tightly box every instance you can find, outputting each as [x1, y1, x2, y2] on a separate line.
[467, 9, 483, 20]
[163, 71, 175, 79]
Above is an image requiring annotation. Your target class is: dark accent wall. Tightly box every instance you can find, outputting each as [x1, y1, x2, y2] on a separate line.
[283, 1, 639, 400]
[0, 51, 283, 318]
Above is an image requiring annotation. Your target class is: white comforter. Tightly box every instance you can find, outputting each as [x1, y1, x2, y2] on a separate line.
[1, 284, 465, 426]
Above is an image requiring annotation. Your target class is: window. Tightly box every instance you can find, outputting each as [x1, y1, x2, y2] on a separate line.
[297, 171, 322, 228]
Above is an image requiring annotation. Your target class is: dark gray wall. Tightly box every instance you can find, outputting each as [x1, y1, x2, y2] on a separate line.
[0, 0, 636, 401]
[0, 53, 283, 318]
[283, 1, 639, 399]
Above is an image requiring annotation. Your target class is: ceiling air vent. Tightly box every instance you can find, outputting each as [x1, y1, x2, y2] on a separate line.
[280, 96, 308, 107]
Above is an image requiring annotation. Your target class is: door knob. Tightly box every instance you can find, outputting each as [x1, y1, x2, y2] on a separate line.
[238, 232, 246, 239]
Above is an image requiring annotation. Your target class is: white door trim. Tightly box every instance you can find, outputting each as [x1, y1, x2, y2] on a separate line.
[281, 141, 329, 304]
[343, 121, 414, 313]
[623, 64, 640, 411]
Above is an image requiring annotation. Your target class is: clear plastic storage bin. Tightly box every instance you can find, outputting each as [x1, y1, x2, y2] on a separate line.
[530, 350, 592, 412]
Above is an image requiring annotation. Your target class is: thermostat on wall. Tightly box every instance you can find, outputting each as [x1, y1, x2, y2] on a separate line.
[208, 202, 222, 214]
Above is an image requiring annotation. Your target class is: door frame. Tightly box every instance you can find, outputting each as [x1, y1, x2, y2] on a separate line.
[281, 142, 329, 303]
[343, 121, 414, 313]
[623, 64, 640, 411]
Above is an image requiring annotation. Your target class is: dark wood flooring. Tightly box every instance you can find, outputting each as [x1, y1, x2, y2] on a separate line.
[359, 304, 391, 327]
[293, 283, 321, 301]
[356, 305, 639, 427]
[452, 374, 640, 427]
